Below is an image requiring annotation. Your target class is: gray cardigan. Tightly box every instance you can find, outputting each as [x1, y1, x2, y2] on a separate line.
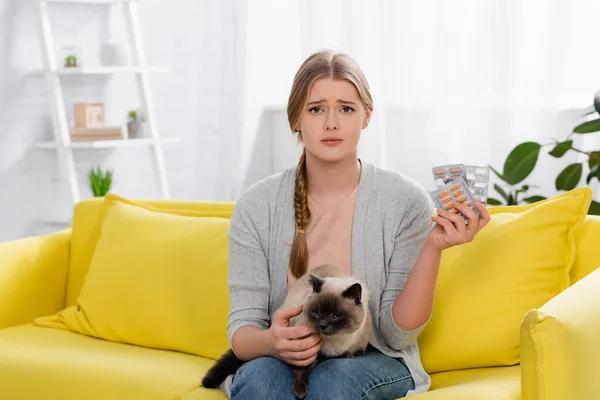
[223, 160, 434, 396]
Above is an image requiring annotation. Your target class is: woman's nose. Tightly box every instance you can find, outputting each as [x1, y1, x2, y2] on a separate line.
[324, 111, 339, 131]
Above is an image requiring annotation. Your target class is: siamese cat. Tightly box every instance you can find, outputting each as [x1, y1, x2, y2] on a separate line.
[202, 263, 372, 399]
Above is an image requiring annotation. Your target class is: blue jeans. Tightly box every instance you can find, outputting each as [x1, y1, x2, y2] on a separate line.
[229, 347, 415, 400]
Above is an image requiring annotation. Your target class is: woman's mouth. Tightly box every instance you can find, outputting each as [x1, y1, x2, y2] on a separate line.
[321, 138, 343, 147]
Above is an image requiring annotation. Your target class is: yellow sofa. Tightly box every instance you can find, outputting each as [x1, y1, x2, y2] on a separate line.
[1, 196, 599, 400]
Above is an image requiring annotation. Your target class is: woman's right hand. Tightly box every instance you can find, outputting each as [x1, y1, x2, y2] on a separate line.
[267, 305, 321, 367]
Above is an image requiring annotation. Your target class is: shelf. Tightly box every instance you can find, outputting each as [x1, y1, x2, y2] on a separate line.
[41, 66, 170, 75]
[44, 0, 157, 4]
[37, 137, 180, 149]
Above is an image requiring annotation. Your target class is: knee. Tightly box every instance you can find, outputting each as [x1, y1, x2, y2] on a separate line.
[230, 357, 294, 399]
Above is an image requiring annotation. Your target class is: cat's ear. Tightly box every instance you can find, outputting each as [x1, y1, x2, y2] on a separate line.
[308, 274, 325, 293]
[342, 283, 362, 305]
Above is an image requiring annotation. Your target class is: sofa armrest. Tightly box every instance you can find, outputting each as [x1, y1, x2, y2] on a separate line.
[520, 267, 600, 400]
[0, 229, 71, 329]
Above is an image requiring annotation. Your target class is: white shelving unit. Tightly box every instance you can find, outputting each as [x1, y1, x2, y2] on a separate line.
[35, 66, 170, 74]
[34, 0, 176, 207]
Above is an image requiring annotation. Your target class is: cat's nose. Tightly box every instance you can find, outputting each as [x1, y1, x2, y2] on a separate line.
[319, 321, 328, 331]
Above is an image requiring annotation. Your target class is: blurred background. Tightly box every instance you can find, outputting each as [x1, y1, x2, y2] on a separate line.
[1, 0, 600, 241]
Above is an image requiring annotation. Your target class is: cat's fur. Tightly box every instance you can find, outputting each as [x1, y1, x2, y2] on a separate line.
[202, 264, 372, 399]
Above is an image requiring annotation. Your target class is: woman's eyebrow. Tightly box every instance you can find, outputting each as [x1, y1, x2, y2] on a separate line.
[306, 99, 357, 105]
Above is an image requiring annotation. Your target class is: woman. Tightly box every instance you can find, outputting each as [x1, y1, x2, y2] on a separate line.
[222, 50, 490, 399]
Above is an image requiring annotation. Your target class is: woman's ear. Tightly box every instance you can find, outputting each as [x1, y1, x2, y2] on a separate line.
[362, 110, 372, 129]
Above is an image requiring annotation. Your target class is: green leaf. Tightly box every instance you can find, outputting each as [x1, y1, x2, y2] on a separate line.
[503, 142, 541, 185]
[493, 184, 510, 202]
[573, 118, 600, 134]
[589, 151, 600, 169]
[488, 165, 505, 181]
[88, 166, 113, 197]
[487, 197, 502, 206]
[523, 195, 547, 203]
[555, 163, 583, 191]
[587, 166, 597, 184]
[589, 200, 600, 215]
[507, 192, 515, 205]
[548, 140, 572, 158]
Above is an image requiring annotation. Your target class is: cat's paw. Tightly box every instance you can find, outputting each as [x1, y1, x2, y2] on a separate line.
[293, 379, 308, 399]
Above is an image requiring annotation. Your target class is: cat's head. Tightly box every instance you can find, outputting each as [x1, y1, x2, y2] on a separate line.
[303, 273, 368, 336]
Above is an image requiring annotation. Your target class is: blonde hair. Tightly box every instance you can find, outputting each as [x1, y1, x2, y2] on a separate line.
[286, 50, 374, 278]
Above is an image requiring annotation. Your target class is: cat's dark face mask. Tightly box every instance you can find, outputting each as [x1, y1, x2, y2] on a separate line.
[305, 274, 364, 336]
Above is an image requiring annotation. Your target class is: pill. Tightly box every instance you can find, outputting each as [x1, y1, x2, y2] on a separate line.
[466, 202, 471, 206]
[433, 168, 447, 175]
[466, 174, 476, 180]
[474, 182, 487, 188]
[449, 167, 463, 173]
[438, 191, 448, 198]
[453, 190, 463, 197]
[450, 184, 460, 191]
[451, 209, 458, 214]
[451, 175, 462, 180]
[445, 203, 453, 210]
[458, 196, 466, 203]
[442, 197, 452, 203]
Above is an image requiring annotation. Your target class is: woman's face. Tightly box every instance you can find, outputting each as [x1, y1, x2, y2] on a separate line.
[298, 78, 371, 163]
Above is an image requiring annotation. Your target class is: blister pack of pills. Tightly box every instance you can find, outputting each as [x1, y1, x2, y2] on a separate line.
[432, 164, 467, 184]
[431, 163, 490, 204]
[430, 177, 478, 217]
[464, 165, 490, 204]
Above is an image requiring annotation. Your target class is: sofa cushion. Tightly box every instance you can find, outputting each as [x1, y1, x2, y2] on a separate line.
[66, 196, 234, 307]
[520, 268, 600, 400]
[418, 187, 592, 373]
[572, 215, 600, 283]
[35, 194, 231, 360]
[0, 324, 225, 400]
[410, 366, 521, 400]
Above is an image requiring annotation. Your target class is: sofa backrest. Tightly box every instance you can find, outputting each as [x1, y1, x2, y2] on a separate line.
[66, 198, 599, 306]
[572, 215, 600, 284]
[65, 197, 235, 307]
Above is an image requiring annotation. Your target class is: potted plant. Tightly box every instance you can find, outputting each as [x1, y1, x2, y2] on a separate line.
[88, 166, 113, 197]
[488, 89, 600, 215]
[127, 109, 146, 139]
[64, 55, 78, 67]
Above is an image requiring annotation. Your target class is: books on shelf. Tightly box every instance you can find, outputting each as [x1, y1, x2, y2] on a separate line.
[69, 102, 123, 141]
[69, 126, 123, 141]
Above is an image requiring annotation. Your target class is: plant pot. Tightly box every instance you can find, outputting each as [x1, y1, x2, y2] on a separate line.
[127, 122, 145, 139]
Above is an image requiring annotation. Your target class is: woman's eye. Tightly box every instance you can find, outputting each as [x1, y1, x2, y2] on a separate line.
[309, 107, 323, 114]
[341, 106, 354, 113]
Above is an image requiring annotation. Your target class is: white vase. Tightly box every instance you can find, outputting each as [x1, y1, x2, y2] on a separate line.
[100, 43, 128, 66]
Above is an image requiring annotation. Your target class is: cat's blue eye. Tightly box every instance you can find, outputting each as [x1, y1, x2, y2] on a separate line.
[311, 310, 320, 317]
[333, 312, 342, 320]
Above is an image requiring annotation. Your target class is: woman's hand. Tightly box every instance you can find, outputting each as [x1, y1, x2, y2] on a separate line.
[428, 199, 491, 251]
[266, 305, 321, 367]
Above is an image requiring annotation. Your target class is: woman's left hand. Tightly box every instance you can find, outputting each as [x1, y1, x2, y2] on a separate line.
[428, 199, 491, 251]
